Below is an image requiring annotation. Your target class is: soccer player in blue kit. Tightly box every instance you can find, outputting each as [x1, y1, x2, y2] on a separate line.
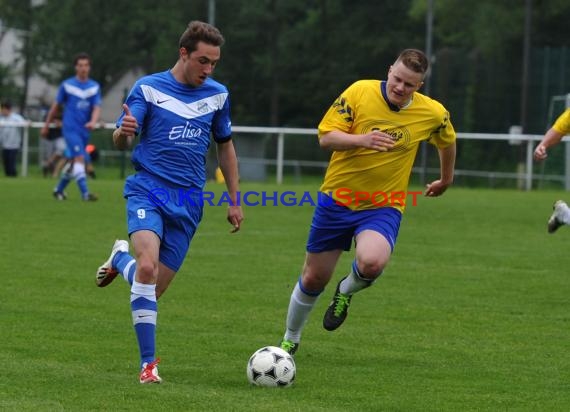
[41, 52, 101, 201]
[95, 21, 243, 383]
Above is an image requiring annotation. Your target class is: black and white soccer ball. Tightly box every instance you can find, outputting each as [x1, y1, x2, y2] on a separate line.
[246, 346, 296, 387]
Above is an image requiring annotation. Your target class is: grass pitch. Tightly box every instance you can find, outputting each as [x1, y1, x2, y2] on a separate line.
[2, 177, 570, 411]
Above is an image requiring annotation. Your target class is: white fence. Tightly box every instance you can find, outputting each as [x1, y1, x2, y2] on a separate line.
[2, 120, 561, 190]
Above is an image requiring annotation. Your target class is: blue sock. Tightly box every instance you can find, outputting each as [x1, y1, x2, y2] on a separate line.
[131, 281, 157, 367]
[55, 176, 70, 193]
[76, 176, 89, 198]
[113, 252, 136, 285]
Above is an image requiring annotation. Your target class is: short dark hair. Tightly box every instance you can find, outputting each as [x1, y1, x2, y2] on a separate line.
[1, 100, 13, 109]
[395, 49, 429, 76]
[73, 52, 91, 66]
[179, 21, 225, 53]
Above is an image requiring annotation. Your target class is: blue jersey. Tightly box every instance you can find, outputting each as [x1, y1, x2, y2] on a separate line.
[56, 76, 101, 140]
[118, 70, 232, 189]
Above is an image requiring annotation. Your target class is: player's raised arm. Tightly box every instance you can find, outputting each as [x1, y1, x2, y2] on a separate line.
[113, 104, 137, 150]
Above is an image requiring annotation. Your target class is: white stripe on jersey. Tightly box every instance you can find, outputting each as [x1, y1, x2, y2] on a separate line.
[140, 84, 228, 120]
[62, 83, 100, 99]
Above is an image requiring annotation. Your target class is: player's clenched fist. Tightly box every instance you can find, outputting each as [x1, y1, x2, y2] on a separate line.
[113, 104, 137, 150]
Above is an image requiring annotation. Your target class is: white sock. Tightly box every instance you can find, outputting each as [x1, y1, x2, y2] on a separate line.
[71, 161, 86, 180]
[283, 280, 320, 343]
[339, 261, 376, 295]
[558, 203, 570, 224]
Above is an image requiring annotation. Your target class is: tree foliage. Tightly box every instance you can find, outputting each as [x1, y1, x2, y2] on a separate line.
[0, 0, 569, 136]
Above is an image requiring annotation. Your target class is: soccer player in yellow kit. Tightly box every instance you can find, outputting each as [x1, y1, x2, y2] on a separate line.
[279, 49, 457, 355]
[533, 108, 570, 233]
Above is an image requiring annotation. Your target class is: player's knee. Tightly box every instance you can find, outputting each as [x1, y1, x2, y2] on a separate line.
[355, 258, 386, 280]
[300, 269, 330, 292]
[136, 259, 158, 283]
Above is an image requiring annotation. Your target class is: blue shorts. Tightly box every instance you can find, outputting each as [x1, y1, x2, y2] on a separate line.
[64, 147, 91, 163]
[63, 133, 87, 158]
[124, 172, 204, 272]
[307, 195, 402, 253]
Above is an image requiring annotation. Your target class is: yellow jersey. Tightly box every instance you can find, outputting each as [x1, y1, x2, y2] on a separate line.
[318, 80, 456, 212]
[553, 109, 570, 135]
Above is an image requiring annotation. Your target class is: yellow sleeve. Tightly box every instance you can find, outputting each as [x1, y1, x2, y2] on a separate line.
[553, 109, 570, 135]
[318, 83, 359, 137]
[429, 107, 456, 149]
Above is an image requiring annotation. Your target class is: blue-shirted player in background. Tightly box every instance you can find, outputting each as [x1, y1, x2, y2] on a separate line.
[95, 21, 244, 384]
[42, 52, 101, 201]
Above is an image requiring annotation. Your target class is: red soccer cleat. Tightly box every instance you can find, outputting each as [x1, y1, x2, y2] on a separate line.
[139, 358, 162, 384]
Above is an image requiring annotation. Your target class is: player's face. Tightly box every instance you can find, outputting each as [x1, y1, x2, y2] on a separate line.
[180, 42, 221, 87]
[386, 61, 424, 108]
[75, 58, 91, 80]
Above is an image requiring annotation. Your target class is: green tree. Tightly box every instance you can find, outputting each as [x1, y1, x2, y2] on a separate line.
[1, 0, 568, 135]
[0, 0, 33, 110]
[29, 0, 207, 89]
[0, 64, 22, 104]
[218, 0, 419, 127]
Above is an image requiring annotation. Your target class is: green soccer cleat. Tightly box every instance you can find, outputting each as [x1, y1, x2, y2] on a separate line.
[279, 339, 299, 356]
[323, 278, 352, 331]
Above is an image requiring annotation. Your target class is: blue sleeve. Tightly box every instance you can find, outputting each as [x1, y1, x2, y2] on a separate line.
[212, 94, 232, 142]
[93, 82, 102, 106]
[55, 83, 66, 105]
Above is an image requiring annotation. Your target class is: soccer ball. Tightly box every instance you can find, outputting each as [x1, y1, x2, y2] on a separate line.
[246, 346, 296, 387]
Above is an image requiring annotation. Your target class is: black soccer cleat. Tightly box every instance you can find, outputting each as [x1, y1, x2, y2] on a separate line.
[52, 189, 67, 200]
[323, 278, 352, 331]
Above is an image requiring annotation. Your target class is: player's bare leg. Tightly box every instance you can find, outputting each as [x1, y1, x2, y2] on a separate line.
[323, 231, 391, 331]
